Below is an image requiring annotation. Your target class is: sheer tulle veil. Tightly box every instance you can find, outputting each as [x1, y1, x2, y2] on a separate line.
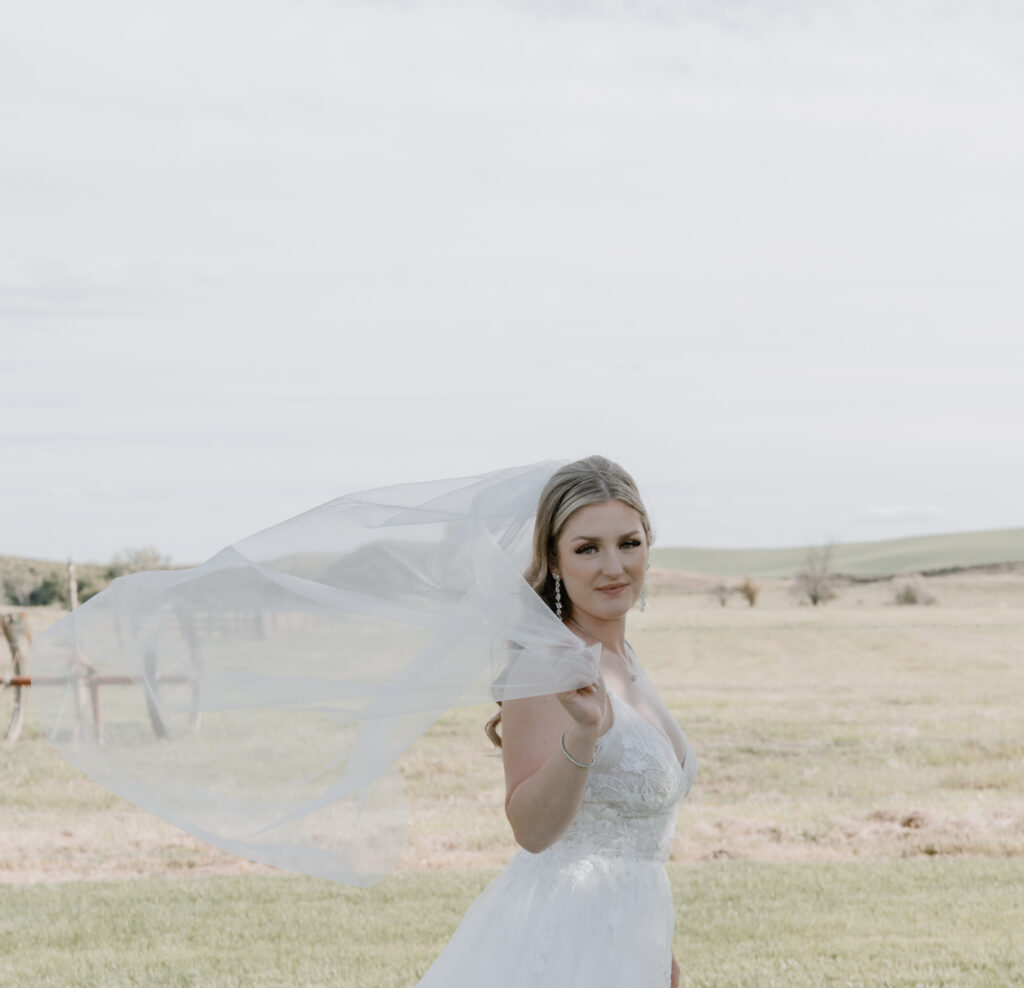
[30, 461, 600, 885]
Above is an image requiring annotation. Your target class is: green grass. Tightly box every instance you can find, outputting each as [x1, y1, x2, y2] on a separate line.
[4, 573, 1024, 985]
[2, 861, 1021, 986]
[652, 527, 1024, 578]
[672, 860, 1024, 987]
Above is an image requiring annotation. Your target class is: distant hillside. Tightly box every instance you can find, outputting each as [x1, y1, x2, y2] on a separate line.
[651, 527, 1024, 579]
[5, 527, 1024, 598]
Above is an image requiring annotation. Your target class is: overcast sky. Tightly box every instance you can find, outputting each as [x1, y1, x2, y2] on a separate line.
[2, 0, 1022, 564]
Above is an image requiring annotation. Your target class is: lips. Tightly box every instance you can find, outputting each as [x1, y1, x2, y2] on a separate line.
[597, 584, 629, 593]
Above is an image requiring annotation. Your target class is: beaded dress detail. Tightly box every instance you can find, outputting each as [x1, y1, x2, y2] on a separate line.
[415, 690, 697, 986]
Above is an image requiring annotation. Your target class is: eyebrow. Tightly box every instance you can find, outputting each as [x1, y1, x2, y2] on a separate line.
[570, 530, 642, 542]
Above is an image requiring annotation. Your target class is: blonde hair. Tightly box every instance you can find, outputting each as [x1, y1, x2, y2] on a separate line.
[485, 455, 653, 747]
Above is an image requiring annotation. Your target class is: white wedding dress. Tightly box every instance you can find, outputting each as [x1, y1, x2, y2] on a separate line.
[416, 689, 697, 986]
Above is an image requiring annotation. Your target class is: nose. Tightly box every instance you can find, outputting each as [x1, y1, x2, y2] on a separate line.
[602, 550, 625, 577]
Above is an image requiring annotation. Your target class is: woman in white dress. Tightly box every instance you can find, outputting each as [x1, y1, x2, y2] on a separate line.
[30, 453, 693, 982]
[416, 455, 697, 987]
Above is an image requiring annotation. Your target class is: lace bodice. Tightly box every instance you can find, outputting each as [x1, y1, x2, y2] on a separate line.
[536, 690, 697, 865]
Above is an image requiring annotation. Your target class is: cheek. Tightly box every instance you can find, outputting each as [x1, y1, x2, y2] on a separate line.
[561, 556, 593, 587]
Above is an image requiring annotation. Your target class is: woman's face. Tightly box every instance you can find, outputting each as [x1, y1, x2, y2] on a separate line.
[553, 498, 648, 624]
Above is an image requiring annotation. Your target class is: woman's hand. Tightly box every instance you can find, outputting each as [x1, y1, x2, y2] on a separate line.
[554, 676, 607, 731]
[670, 952, 680, 988]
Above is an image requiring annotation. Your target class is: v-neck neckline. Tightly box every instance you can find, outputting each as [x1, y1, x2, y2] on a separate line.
[604, 688, 676, 756]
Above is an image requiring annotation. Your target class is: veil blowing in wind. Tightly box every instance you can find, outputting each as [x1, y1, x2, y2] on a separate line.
[30, 461, 600, 885]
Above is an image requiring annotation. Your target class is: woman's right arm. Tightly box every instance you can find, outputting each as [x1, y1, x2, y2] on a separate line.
[500, 683, 606, 854]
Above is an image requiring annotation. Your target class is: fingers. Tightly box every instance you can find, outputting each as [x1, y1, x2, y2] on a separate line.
[556, 677, 604, 703]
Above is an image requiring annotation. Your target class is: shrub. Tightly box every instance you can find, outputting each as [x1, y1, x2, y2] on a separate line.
[3, 572, 109, 609]
[893, 573, 937, 606]
[708, 583, 732, 607]
[2, 576, 35, 606]
[26, 574, 64, 607]
[737, 576, 760, 607]
[107, 546, 171, 579]
[77, 579, 105, 603]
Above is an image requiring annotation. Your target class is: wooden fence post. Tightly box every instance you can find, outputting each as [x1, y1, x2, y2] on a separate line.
[1, 613, 28, 742]
[68, 559, 79, 611]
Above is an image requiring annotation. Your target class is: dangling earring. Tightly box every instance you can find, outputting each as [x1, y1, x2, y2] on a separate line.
[639, 582, 647, 612]
[554, 573, 562, 620]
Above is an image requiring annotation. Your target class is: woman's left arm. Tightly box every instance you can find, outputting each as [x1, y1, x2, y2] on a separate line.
[671, 952, 680, 988]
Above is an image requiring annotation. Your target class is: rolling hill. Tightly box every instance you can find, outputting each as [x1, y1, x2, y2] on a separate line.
[651, 527, 1024, 579]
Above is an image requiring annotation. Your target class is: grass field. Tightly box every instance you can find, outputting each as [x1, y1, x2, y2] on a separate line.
[651, 526, 1024, 579]
[3, 862, 1022, 986]
[2, 544, 1023, 986]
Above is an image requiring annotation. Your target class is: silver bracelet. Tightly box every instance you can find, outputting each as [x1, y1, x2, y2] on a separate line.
[560, 728, 596, 769]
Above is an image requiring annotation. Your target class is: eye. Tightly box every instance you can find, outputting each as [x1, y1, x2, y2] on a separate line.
[574, 544, 598, 555]
[620, 539, 642, 549]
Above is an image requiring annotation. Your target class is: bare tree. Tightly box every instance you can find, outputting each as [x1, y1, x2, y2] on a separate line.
[791, 542, 837, 606]
[2, 576, 35, 607]
[708, 582, 732, 607]
[107, 546, 171, 579]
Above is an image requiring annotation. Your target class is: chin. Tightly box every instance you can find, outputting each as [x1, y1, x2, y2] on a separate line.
[586, 597, 637, 621]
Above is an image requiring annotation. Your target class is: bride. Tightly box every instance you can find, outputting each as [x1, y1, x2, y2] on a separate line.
[416, 456, 696, 987]
[30, 453, 694, 984]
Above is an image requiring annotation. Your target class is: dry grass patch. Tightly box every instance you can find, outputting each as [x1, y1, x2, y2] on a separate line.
[3, 567, 1024, 884]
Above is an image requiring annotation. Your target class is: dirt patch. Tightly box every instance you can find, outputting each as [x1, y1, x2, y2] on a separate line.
[4, 805, 1023, 887]
[668, 807, 1024, 865]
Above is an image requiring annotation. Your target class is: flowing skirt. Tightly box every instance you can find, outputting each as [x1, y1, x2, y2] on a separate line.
[416, 849, 674, 987]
